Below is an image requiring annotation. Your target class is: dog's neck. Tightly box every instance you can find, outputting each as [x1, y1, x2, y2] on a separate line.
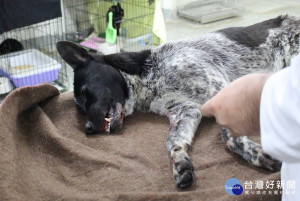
[121, 72, 137, 116]
[104, 49, 153, 115]
[121, 72, 147, 116]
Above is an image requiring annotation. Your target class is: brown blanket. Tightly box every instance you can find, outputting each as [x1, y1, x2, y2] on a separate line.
[0, 84, 281, 201]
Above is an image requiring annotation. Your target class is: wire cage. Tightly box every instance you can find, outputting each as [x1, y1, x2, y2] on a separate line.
[0, 0, 160, 101]
[0, 17, 69, 100]
[63, 0, 158, 53]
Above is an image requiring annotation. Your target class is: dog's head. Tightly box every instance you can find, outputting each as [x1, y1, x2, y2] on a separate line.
[56, 41, 128, 134]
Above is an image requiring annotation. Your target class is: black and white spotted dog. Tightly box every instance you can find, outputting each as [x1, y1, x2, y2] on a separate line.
[57, 15, 300, 188]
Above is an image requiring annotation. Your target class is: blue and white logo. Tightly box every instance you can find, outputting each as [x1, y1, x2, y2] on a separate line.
[225, 178, 243, 195]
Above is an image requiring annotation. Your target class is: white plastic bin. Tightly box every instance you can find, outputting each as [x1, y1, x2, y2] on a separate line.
[0, 49, 61, 88]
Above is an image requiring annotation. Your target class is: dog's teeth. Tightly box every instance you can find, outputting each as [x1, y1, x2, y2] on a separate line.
[105, 122, 110, 133]
[104, 118, 111, 122]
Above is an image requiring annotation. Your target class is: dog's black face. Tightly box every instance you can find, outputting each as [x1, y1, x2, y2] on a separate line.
[56, 41, 128, 134]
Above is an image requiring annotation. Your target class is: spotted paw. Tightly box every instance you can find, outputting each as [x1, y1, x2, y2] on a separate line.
[259, 152, 282, 171]
[220, 127, 282, 172]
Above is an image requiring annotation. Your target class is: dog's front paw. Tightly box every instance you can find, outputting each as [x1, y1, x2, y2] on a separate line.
[173, 157, 195, 188]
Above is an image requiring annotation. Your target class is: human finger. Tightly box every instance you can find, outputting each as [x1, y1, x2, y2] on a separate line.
[201, 100, 215, 117]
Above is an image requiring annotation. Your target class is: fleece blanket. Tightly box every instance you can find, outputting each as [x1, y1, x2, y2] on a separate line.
[0, 84, 281, 201]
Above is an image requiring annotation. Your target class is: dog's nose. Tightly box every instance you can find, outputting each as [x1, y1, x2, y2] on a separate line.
[85, 121, 94, 134]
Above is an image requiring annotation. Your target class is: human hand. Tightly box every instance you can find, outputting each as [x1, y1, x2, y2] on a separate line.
[201, 73, 272, 137]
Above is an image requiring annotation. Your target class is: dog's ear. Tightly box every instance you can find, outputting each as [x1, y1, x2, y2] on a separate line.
[104, 50, 151, 76]
[56, 41, 91, 69]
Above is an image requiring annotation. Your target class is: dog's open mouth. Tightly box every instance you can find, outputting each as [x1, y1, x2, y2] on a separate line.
[102, 103, 125, 132]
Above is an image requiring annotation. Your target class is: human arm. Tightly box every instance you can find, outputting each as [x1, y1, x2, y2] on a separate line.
[260, 55, 300, 163]
[201, 54, 300, 163]
[201, 73, 272, 137]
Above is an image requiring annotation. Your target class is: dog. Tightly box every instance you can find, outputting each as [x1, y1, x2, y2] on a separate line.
[57, 15, 300, 188]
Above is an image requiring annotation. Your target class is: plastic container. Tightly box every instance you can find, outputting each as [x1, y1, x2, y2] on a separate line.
[119, 33, 153, 52]
[178, 0, 244, 24]
[0, 49, 61, 88]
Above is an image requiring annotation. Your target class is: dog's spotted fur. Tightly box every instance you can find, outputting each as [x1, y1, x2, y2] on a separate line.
[57, 15, 300, 188]
[121, 15, 299, 188]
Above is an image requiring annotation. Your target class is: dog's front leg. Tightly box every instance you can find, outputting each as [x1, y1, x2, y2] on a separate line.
[164, 100, 202, 188]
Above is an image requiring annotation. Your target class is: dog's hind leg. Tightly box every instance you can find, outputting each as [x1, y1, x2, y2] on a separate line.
[153, 99, 202, 188]
[221, 127, 282, 171]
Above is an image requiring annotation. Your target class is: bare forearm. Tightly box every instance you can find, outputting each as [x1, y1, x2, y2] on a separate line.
[201, 73, 273, 137]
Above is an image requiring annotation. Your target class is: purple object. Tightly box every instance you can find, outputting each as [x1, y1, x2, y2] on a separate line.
[0, 49, 61, 88]
[0, 68, 59, 88]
